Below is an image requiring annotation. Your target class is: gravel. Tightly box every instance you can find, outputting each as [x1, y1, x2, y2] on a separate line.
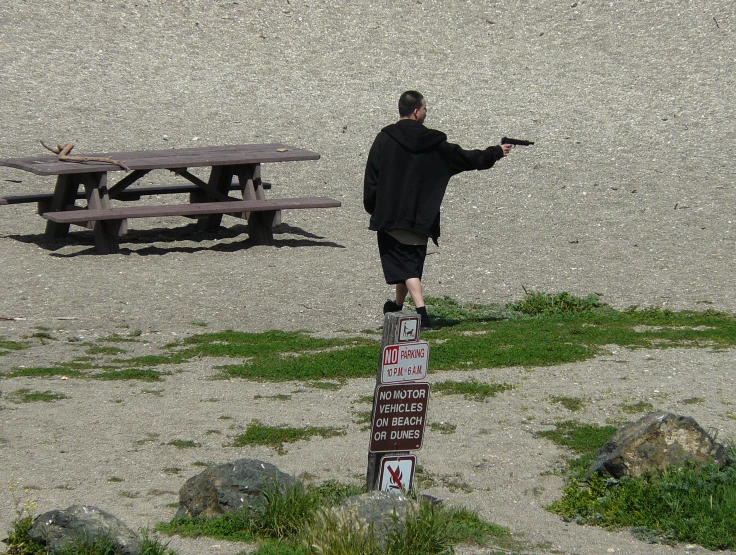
[0, 1, 735, 554]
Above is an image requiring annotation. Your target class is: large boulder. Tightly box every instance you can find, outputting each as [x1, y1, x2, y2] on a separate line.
[175, 458, 296, 518]
[588, 412, 730, 479]
[28, 505, 141, 555]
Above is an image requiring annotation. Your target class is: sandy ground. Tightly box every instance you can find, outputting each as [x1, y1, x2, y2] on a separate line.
[1, 1, 735, 553]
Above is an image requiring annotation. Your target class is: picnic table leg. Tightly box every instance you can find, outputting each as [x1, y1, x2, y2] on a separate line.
[82, 172, 121, 254]
[247, 209, 276, 246]
[44, 174, 80, 238]
[236, 164, 281, 226]
[196, 165, 235, 231]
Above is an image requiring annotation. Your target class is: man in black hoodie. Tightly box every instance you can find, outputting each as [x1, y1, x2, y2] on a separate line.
[363, 90, 511, 329]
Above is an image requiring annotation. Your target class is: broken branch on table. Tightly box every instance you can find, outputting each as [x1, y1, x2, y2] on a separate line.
[40, 141, 130, 171]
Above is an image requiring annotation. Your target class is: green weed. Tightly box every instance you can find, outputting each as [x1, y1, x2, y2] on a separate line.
[0, 337, 31, 356]
[507, 290, 607, 315]
[681, 397, 706, 405]
[621, 401, 655, 414]
[231, 421, 346, 455]
[431, 379, 513, 402]
[254, 394, 293, 401]
[98, 332, 143, 343]
[308, 381, 343, 391]
[166, 440, 199, 449]
[156, 476, 508, 554]
[541, 419, 736, 550]
[307, 497, 509, 555]
[4, 367, 86, 379]
[85, 345, 126, 356]
[5, 388, 67, 404]
[535, 420, 618, 478]
[429, 422, 457, 434]
[93, 369, 166, 381]
[6, 293, 736, 384]
[550, 396, 585, 412]
[4, 518, 175, 555]
[549, 463, 736, 550]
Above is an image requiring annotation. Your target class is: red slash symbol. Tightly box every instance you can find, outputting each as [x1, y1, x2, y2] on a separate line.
[387, 464, 404, 491]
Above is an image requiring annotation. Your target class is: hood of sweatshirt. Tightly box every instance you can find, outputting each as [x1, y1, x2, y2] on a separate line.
[382, 119, 447, 154]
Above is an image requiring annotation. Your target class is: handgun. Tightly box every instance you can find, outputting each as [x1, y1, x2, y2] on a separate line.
[501, 137, 535, 146]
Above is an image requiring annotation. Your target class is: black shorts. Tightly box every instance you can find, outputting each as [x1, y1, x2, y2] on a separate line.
[377, 230, 428, 285]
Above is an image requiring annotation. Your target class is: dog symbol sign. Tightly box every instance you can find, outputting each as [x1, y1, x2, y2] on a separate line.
[398, 316, 419, 342]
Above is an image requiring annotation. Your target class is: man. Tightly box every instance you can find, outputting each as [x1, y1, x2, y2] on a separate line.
[363, 90, 512, 329]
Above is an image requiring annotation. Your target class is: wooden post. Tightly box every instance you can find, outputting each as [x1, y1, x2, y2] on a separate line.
[366, 311, 415, 491]
[82, 172, 122, 254]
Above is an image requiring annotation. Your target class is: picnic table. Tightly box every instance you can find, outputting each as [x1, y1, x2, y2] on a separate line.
[0, 143, 340, 254]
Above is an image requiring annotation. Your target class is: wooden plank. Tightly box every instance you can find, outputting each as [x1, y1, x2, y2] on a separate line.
[0, 182, 258, 204]
[42, 197, 341, 223]
[0, 144, 320, 176]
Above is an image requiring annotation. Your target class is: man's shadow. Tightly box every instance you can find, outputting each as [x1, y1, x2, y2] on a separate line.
[5, 222, 345, 257]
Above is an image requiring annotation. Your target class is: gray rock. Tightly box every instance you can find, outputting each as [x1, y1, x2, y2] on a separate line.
[175, 458, 296, 518]
[588, 412, 730, 479]
[28, 505, 141, 555]
[312, 491, 416, 550]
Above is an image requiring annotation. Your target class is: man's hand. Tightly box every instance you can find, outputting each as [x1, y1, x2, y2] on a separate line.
[500, 143, 512, 157]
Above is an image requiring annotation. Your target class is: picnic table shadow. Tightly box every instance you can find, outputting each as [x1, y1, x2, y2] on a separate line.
[6, 222, 345, 257]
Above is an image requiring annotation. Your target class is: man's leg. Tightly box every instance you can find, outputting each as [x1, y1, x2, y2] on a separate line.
[387, 278, 424, 313]
[402, 278, 424, 307]
[400, 278, 430, 329]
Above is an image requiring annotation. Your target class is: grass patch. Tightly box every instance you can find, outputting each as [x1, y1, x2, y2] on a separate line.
[351, 410, 372, 426]
[4, 388, 67, 404]
[254, 394, 293, 401]
[507, 290, 607, 315]
[549, 462, 736, 550]
[166, 440, 199, 449]
[430, 422, 457, 434]
[621, 401, 655, 414]
[431, 379, 513, 402]
[0, 337, 31, 356]
[6, 292, 736, 384]
[92, 368, 167, 381]
[85, 345, 126, 356]
[98, 331, 144, 343]
[4, 366, 87, 379]
[157, 478, 508, 554]
[535, 420, 618, 477]
[550, 395, 585, 412]
[231, 421, 345, 455]
[541, 420, 736, 550]
[5, 517, 176, 555]
[308, 381, 343, 390]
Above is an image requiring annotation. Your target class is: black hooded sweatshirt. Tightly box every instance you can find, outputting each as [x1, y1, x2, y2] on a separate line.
[363, 119, 504, 245]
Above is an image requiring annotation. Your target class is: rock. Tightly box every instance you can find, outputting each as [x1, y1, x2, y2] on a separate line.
[588, 412, 730, 479]
[175, 458, 296, 518]
[312, 491, 416, 550]
[28, 505, 141, 555]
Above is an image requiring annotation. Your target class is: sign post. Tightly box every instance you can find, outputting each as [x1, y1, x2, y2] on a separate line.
[366, 313, 429, 492]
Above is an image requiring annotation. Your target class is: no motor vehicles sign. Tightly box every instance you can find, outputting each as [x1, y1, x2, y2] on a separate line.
[369, 382, 430, 452]
[380, 341, 429, 384]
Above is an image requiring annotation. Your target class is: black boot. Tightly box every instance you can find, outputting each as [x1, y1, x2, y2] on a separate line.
[416, 306, 431, 330]
[383, 300, 403, 314]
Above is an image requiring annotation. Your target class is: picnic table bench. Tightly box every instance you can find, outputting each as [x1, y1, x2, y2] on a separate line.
[0, 143, 340, 254]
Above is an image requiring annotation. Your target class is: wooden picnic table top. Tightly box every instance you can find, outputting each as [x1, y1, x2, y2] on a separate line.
[0, 143, 320, 176]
